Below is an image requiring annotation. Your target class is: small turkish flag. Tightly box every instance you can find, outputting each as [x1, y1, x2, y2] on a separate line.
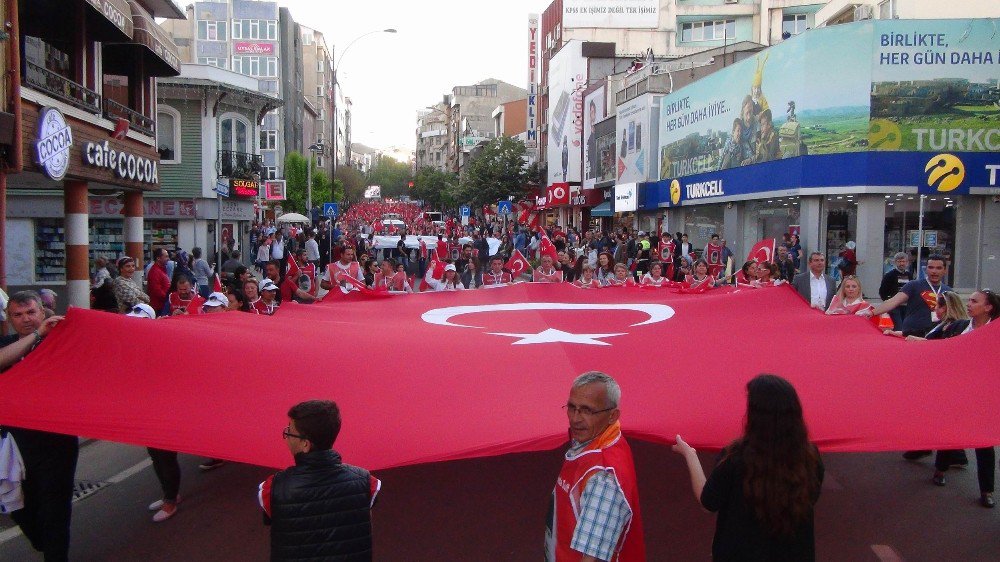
[213, 274, 223, 293]
[538, 231, 559, 264]
[505, 250, 531, 278]
[286, 254, 300, 280]
[419, 238, 428, 259]
[428, 252, 445, 281]
[747, 238, 776, 264]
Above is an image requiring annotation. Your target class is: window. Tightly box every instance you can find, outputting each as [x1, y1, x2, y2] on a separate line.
[260, 80, 279, 94]
[317, 59, 325, 72]
[233, 56, 277, 77]
[782, 14, 808, 37]
[233, 19, 277, 40]
[317, 84, 324, 97]
[198, 57, 226, 69]
[265, 57, 278, 77]
[315, 154, 324, 168]
[157, 106, 181, 163]
[220, 115, 250, 154]
[302, 32, 313, 45]
[260, 129, 278, 151]
[197, 20, 227, 41]
[878, 0, 896, 19]
[680, 20, 735, 42]
[263, 166, 278, 180]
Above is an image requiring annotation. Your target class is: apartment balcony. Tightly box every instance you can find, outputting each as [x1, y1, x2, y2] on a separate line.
[217, 150, 263, 179]
[103, 98, 155, 137]
[23, 60, 101, 114]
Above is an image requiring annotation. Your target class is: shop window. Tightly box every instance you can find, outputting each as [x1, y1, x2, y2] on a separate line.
[157, 107, 181, 163]
[90, 219, 124, 265]
[35, 219, 66, 282]
[144, 221, 179, 259]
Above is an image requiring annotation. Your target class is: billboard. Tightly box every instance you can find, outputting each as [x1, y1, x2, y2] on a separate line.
[547, 41, 587, 185]
[616, 94, 658, 184]
[583, 87, 606, 189]
[563, 0, 658, 29]
[657, 19, 1000, 182]
[526, 14, 539, 149]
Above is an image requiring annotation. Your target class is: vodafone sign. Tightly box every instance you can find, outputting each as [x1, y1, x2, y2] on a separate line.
[546, 183, 570, 207]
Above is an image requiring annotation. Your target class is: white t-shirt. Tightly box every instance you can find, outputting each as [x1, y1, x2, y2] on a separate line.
[271, 238, 284, 259]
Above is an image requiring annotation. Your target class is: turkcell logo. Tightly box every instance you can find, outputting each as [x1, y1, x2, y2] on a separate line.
[924, 153, 964, 192]
[35, 107, 73, 181]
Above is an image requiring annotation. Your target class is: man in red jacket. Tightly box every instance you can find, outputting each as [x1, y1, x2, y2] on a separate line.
[546, 372, 645, 562]
[147, 248, 171, 316]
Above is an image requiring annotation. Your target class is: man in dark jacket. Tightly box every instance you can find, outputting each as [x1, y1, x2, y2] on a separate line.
[259, 400, 380, 561]
[878, 252, 912, 329]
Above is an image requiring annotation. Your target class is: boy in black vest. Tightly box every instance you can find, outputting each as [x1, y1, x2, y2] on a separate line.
[259, 400, 381, 561]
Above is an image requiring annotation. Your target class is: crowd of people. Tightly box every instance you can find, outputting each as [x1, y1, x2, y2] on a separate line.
[0, 199, 996, 561]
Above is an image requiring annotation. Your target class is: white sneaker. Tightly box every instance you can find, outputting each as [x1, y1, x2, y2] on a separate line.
[148, 495, 182, 511]
[152, 501, 178, 522]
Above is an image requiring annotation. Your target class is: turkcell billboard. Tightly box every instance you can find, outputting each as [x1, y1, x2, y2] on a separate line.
[657, 19, 1000, 182]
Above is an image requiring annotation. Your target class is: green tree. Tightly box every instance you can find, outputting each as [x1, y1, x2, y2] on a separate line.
[456, 137, 530, 208]
[336, 166, 367, 203]
[367, 157, 412, 198]
[283, 151, 340, 213]
[412, 166, 458, 210]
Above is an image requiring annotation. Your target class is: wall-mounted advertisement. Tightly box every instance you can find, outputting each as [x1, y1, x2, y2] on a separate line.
[869, 19, 1000, 153]
[596, 132, 616, 184]
[563, 0, 658, 29]
[526, 14, 539, 149]
[547, 40, 587, 185]
[616, 94, 657, 184]
[657, 19, 1000, 183]
[583, 87, 606, 189]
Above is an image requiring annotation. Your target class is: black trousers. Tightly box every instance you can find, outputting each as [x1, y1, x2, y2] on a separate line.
[936, 447, 996, 494]
[146, 448, 180, 501]
[8, 429, 79, 562]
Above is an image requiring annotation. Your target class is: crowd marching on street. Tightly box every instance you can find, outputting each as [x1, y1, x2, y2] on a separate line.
[1, 199, 997, 562]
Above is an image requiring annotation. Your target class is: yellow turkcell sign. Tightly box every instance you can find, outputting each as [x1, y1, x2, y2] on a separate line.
[670, 179, 681, 205]
[868, 119, 902, 150]
[924, 154, 965, 192]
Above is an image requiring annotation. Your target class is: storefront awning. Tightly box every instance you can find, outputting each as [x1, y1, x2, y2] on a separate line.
[83, 0, 134, 41]
[590, 201, 613, 217]
[126, 0, 181, 76]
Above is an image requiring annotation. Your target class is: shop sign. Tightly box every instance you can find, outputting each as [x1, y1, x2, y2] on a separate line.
[234, 42, 274, 55]
[614, 183, 638, 212]
[264, 180, 286, 201]
[231, 178, 261, 198]
[220, 199, 254, 221]
[83, 141, 159, 185]
[685, 179, 724, 199]
[88, 197, 195, 218]
[35, 107, 74, 181]
[547, 183, 570, 206]
[525, 14, 539, 149]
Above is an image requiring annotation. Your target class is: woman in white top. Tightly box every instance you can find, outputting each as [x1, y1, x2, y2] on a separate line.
[424, 263, 465, 292]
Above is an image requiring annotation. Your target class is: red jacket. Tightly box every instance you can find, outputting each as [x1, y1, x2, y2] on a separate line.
[147, 263, 171, 314]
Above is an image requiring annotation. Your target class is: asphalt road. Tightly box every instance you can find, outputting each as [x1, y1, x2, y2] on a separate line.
[1, 439, 997, 561]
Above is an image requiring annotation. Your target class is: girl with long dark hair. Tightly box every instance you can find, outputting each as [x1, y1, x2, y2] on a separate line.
[674, 374, 824, 560]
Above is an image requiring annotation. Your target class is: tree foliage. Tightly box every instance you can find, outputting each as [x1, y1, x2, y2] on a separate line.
[456, 137, 530, 208]
[336, 165, 367, 204]
[283, 151, 335, 213]
[367, 157, 412, 199]
[412, 167, 459, 210]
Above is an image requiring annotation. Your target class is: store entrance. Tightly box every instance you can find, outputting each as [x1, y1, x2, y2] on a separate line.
[883, 194, 957, 285]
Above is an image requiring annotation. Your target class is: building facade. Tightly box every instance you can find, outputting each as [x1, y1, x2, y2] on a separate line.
[160, 0, 285, 180]
[415, 101, 449, 173]
[4, 0, 183, 309]
[300, 26, 335, 179]
[155, 64, 281, 267]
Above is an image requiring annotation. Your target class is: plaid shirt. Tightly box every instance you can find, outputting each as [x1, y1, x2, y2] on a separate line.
[112, 276, 149, 313]
[567, 443, 631, 561]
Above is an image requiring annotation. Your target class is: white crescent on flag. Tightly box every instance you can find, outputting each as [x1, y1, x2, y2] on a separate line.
[421, 302, 675, 329]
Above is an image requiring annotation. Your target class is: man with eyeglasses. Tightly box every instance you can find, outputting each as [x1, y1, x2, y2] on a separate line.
[546, 372, 645, 562]
[258, 400, 380, 560]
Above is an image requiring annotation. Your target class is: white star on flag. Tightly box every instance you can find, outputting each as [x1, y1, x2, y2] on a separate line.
[486, 328, 626, 346]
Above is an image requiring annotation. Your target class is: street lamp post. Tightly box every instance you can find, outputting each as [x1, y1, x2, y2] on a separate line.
[306, 142, 324, 215]
[332, 28, 396, 201]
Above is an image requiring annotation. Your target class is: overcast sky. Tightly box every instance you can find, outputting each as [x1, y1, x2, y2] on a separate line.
[275, 0, 545, 152]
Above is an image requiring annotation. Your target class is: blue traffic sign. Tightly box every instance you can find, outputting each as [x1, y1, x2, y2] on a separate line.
[497, 200, 512, 214]
[323, 202, 339, 218]
[460, 206, 471, 217]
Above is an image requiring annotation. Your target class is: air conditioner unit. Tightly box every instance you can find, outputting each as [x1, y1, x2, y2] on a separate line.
[854, 5, 874, 20]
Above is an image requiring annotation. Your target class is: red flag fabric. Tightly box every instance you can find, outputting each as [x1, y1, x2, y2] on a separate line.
[0, 285, 999, 472]
[747, 238, 776, 264]
[658, 239, 675, 263]
[212, 274, 222, 293]
[286, 254, 301, 280]
[427, 252, 445, 281]
[505, 250, 531, 278]
[538, 231, 559, 264]
[419, 238, 428, 259]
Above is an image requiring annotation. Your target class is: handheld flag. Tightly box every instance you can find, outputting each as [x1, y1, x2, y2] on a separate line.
[747, 238, 776, 264]
[505, 250, 531, 278]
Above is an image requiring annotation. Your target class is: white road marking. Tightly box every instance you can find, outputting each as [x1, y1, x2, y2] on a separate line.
[872, 544, 904, 561]
[0, 458, 152, 546]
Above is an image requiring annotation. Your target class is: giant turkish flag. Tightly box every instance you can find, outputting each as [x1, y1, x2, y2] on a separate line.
[0, 284, 997, 470]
